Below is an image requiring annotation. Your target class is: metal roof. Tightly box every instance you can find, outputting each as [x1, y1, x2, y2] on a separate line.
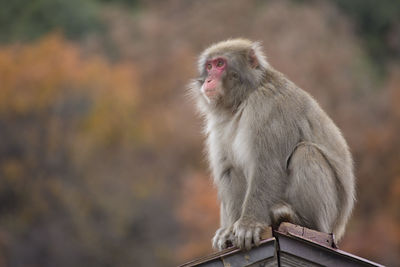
[178, 223, 384, 267]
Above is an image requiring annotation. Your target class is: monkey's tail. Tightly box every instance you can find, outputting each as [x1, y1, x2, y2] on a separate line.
[270, 202, 298, 229]
[318, 147, 356, 242]
[331, 169, 355, 241]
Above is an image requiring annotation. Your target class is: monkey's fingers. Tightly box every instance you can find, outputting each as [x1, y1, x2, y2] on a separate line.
[212, 237, 218, 250]
[235, 227, 252, 250]
[253, 227, 261, 246]
[212, 228, 224, 250]
[212, 228, 235, 251]
[234, 223, 264, 250]
[238, 231, 245, 250]
[218, 237, 229, 250]
[223, 230, 236, 249]
[244, 229, 253, 250]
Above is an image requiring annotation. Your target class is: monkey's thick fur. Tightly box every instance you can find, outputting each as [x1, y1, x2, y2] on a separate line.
[189, 39, 355, 251]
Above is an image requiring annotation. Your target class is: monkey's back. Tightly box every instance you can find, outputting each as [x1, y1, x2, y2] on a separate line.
[251, 68, 355, 239]
[258, 68, 352, 166]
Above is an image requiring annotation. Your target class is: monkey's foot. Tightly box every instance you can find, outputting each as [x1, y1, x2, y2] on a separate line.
[233, 219, 267, 250]
[212, 227, 236, 251]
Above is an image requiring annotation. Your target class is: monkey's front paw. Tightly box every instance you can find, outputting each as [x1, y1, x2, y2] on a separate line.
[233, 219, 267, 250]
[212, 227, 236, 251]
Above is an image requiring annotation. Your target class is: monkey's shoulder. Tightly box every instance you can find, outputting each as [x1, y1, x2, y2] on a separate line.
[244, 85, 309, 121]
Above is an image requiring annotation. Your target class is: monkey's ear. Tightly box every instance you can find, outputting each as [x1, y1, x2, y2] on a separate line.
[248, 49, 259, 69]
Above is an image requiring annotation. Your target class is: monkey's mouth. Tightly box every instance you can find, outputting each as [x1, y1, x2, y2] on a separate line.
[205, 89, 216, 96]
[203, 88, 218, 100]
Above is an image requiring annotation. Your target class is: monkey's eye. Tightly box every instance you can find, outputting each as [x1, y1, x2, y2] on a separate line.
[216, 59, 225, 68]
[206, 63, 212, 70]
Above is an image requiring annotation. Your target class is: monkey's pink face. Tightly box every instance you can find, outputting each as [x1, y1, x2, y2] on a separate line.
[201, 57, 227, 101]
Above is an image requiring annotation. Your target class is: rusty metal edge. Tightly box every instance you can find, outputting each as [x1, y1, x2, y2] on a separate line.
[276, 222, 336, 248]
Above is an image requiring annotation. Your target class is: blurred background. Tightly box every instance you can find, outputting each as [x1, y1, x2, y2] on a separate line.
[0, 0, 399, 266]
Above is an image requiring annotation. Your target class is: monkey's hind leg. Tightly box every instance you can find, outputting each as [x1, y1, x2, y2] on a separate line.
[284, 143, 339, 233]
[270, 202, 298, 229]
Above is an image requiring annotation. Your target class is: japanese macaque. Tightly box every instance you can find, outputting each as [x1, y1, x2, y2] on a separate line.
[188, 39, 355, 251]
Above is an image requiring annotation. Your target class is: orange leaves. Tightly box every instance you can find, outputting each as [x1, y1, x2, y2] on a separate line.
[0, 34, 75, 114]
[176, 172, 219, 261]
[0, 33, 138, 116]
[0, 32, 143, 163]
[178, 172, 219, 230]
[386, 66, 400, 119]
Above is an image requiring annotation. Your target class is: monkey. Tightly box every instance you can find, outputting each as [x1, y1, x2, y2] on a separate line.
[188, 39, 355, 251]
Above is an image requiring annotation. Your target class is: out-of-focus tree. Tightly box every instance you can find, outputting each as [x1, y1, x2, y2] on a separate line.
[0, 0, 399, 266]
[0, 0, 102, 42]
[95, 0, 140, 8]
[0, 33, 180, 267]
[176, 172, 219, 261]
[332, 0, 400, 65]
[340, 65, 400, 264]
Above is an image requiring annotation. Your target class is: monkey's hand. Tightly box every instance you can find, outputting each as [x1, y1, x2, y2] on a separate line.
[212, 227, 236, 251]
[233, 218, 267, 250]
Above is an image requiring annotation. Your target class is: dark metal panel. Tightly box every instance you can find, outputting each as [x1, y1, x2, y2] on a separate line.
[221, 240, 277, 267]
[247, 258, 277, 267]
[178, 238, 277, 267]
[197, 259, 224, 267]
[277, 233, 384, 267]
[280, 252, 324, 267]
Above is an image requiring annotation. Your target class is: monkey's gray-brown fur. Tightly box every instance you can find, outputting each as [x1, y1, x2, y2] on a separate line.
[188, 39, 355, 251]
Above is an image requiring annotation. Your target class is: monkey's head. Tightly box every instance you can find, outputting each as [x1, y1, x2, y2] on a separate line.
[190, 39, 269, 112]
